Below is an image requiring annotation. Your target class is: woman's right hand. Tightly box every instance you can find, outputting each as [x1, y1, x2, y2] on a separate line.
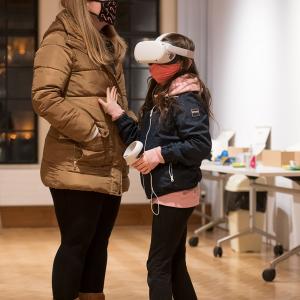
[98, 86, 125, 121]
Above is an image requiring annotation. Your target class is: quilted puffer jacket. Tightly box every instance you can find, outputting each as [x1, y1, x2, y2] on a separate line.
[32, 10, 134, 196]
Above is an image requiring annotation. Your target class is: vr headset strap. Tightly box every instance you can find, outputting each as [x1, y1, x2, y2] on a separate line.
[156, 33, 194, 59]
[165, 44, 194, 59]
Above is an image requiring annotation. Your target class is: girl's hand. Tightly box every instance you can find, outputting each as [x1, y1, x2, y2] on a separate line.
[98, 86, 124, 121]
[132, 147, 165, 174]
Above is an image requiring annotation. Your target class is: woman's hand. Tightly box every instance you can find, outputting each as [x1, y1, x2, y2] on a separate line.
[132, 147, 165, 174]
[98, 86, 124, 121]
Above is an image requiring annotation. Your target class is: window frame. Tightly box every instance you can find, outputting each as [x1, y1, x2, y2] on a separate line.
[116, 0, 160, 115]
[0, 0, 39, 165]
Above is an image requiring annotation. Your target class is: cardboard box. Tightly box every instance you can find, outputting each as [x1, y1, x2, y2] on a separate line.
[229, 211, 265, 253]
[256, 152, 263, 162]
[294, 152, 300, 165]
[262, 150, 295, 167]
[228, 147, 249, 157]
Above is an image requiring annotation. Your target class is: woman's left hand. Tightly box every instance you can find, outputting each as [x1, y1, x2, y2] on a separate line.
[132, 147, 165, 174]
[98, 86, 124, 121]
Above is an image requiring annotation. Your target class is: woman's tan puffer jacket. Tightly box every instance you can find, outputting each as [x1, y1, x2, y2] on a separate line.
[32, 10, 134, 196]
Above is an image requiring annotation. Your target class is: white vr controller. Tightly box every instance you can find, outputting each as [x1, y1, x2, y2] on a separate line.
[123, 141, 144, 166]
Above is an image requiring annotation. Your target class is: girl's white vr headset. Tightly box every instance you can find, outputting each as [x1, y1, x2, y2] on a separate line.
[134, 33, 195, 64]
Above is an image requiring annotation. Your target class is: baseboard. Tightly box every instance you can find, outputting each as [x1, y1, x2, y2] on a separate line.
[0, 204, 211, 228]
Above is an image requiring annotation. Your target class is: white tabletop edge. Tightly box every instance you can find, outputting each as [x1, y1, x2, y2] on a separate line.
[200, 161, 300, 177]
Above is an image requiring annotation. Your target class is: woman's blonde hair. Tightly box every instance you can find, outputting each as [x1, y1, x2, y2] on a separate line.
[61, 0, 127, 66]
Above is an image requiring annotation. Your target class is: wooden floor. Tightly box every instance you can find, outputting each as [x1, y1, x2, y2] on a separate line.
[0, 226, 300, 300]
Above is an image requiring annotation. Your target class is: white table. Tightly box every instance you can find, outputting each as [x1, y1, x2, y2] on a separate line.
[190, 161, 300, 280]
[201, 162, 300, 178]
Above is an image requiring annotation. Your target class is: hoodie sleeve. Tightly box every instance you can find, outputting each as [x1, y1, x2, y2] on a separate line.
[114, 113, 140, 146]
[161, 93, 212, 166]
[32, 40, 98, 143]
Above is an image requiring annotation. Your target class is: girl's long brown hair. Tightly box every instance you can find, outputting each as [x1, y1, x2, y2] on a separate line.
[61, 0, 127, 66]
[140, 33, 212, 123]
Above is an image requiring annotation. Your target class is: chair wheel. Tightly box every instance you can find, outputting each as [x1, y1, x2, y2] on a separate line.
[213, 246, 223, 258]
[262, 268, 276, 282]
[274, 245, 284, 257]
[189, 237, 199, 247]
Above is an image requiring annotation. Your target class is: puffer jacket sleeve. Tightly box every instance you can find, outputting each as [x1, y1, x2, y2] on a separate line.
[32, 42, 97, 143]
[115, 62, 128, 110]
[115, 62, 137, 122]
[161, 93, 212, 166]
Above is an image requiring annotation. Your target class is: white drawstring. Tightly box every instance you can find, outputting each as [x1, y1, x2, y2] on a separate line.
[141, 172, 160, 216]
[142, 106, 175, 216]
[143, 106, 160, 215]
[169, 163, 174, 182]
[144, 106, 155, 152]
[141, 107, 155, 190]
[150, 173, 160, 216]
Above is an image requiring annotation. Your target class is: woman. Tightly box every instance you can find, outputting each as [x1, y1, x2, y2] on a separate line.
[32, 1, 132, 299]
[100, 33, 212, 299]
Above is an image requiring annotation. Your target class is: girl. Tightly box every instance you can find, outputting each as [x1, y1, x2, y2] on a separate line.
[32, 1, 132, 299]
[99, 33, 212, 300]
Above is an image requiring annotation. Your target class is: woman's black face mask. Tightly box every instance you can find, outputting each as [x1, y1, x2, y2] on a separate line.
[90, 1, 118, 25]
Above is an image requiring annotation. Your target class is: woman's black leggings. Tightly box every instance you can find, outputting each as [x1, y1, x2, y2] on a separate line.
[50, 189, 121, 300]
[147, 205, 198, 300]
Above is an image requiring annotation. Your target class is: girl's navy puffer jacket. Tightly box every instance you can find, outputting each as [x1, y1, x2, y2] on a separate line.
[115, 92, 212, 199]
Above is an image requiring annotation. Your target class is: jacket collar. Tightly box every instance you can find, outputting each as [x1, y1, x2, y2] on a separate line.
[43, 10, 88, 54]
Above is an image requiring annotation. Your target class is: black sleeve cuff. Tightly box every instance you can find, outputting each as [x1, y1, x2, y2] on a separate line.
[161, 145, 172, 163]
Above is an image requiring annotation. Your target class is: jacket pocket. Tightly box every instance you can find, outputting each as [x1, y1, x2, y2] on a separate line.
[73, 146, 112, 175]
[74, 121, 112, 173]
[80, 121, 110, 152]
[43, 132, 77, 170]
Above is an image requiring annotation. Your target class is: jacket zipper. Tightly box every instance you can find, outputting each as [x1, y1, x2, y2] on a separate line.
[169, 163, 175, 182]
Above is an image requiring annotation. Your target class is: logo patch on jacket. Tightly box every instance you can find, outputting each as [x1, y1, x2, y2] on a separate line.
[191, 108, 200, 117]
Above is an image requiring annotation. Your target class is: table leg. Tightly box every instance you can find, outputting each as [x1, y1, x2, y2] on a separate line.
[189, 174, 227, 247]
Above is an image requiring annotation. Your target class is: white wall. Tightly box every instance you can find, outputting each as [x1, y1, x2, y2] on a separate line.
[177, 0, 208, 80]
[178, 0, 300, 249]
[207, 0, 286, 146]
[286, 0, 300, 249]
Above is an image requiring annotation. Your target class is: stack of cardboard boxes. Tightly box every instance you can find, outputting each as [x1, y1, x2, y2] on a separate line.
[228, 147, 300, 168]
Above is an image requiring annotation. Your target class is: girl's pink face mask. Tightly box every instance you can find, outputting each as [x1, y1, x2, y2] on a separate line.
[149, 63, 181, 84]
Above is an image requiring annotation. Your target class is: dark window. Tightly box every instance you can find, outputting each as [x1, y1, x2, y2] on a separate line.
[0, 0, 38, 164]
[116, 0, 160, 115]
